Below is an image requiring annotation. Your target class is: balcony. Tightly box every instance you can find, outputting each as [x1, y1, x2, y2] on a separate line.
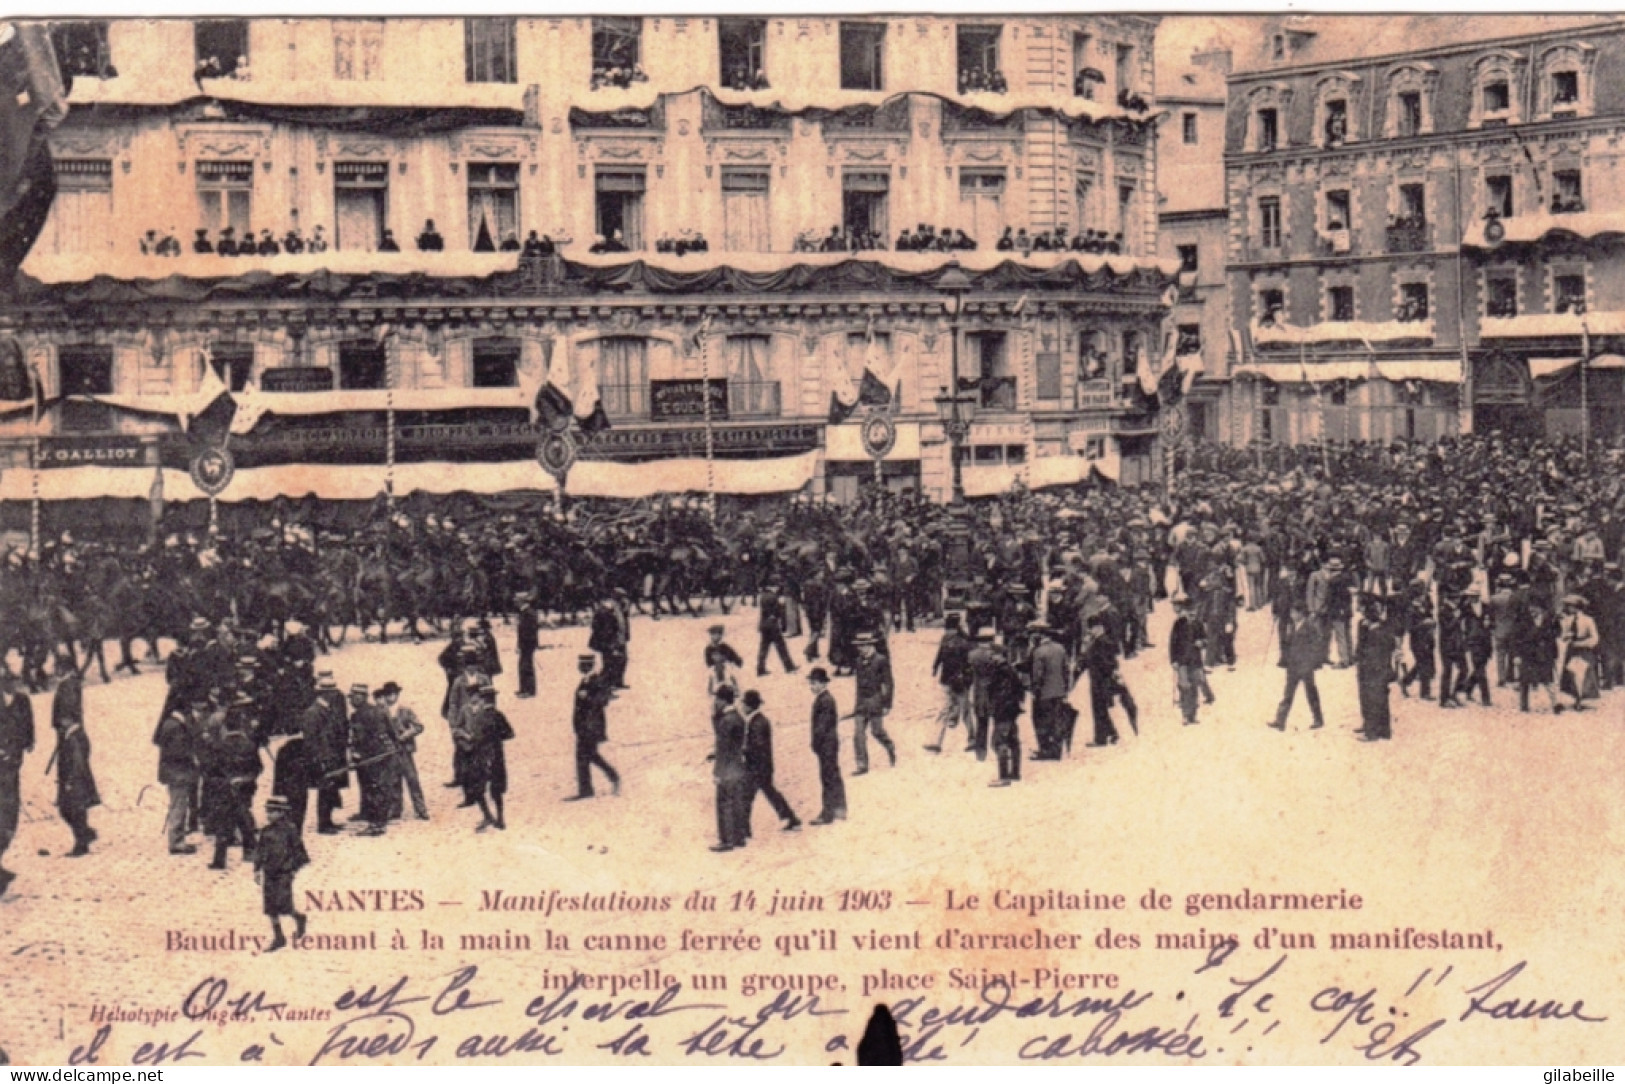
[599, 381, 781, 422]
[1385, 224, 1429, 253]
[977, 376, 1018, 411]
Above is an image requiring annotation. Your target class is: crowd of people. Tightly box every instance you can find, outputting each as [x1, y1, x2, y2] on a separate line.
[997, 225, 1126, 255]
[1, 432, 1621, 900]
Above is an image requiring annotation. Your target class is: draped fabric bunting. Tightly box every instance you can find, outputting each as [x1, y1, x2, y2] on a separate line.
[19, 250, 1179, 299]
[0, 451, 819, 503]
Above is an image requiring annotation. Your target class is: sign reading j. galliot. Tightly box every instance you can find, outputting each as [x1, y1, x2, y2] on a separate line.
[36, 436, 146, 467]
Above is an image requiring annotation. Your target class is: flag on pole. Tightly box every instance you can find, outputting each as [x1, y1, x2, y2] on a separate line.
[1179, 347, 1206, 397]
[1140, 330, 1175, 397]
[185, 351, 238, 444]
[530, 339, 610, 433]
[229, 378, 266, 436]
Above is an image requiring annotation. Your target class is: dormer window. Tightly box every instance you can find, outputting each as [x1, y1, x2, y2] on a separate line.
[1536, 43, 1596, 120]
[1470, 52, 1527, 128]
[1257, 108, 1278, 151]
[1323, 99, 1347, 146]
[1398, 92, 1422, 137]
[1552, 71, 1579, 105]
[1245, 83, 1293, 153]
[1383, 64, 1439, 139]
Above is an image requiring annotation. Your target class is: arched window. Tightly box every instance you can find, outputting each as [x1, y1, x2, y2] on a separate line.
[1535, 42, 1597, 121]
[1313, 71, 1361, 147]
[1468, 50, 1526, 128]
[1382, 63, 1439, 139]
[1244, 83, 1293, 153]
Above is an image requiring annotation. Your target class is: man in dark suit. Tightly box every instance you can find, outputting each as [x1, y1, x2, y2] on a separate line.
[301, 671, 350, 834]
[1081, 613, 1123, 747]
[1029, 622, 1071, 760]
[514, 593, 539, 698]
[1355, 595, 1399, 741]
[1169, 594, 1206, 726]
[347, 683, 397, 837]
[986, 641, 1025, 787]
[709, 685, 748, 851]
[51, 662, 99, 857]
[806, 668, 845, 825]
[756, 584, 797, 676]
[565, 655, 618, 801]
[589, 599, 627, 690]
[925, 612, 971, 753]
[1270, 602, 1327, 731]
[742, 690, 799, 834]
[851, 634, 895, 775]
[0, 671, 34, 895]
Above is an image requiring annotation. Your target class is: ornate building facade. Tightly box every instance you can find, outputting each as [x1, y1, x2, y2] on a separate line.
[0, 15, 1176, 508]
[1223, 15, 1625, 447]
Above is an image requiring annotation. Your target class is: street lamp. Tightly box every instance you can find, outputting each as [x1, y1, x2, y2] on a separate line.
[935, 263, 974, 503]
[1575, 304, 1591, 460]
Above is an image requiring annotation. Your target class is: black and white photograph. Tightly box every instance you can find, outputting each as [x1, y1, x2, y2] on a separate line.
[0, 9, 1621, 1066]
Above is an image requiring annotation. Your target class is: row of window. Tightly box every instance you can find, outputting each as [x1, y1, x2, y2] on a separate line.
[42, 327, 1149, 412]
[54, 18, 1138, 97]
[48, 156, 1142, 258]
[1255, 265, 1587, 327]
[1246, 167, 1587, 258]
[1246, 44, 1595, 154]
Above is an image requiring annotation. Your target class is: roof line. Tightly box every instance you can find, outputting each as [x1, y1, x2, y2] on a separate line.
[1228, 17, 1625, 83]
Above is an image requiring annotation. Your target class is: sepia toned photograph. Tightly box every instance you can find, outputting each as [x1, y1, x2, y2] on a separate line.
[0, 8, 1621, 1066]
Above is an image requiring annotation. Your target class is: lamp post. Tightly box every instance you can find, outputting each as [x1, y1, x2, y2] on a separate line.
[1576, 306, 1591, 461]
[936, 263, 974, 503]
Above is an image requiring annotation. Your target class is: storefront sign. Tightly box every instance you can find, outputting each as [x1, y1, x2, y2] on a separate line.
[650, 379, 728, 421]
[260, 367, 334, 393]
[36, 435, 146, 468]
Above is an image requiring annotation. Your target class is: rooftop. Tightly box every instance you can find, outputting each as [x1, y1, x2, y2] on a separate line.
[1232, 14, 1625, 76]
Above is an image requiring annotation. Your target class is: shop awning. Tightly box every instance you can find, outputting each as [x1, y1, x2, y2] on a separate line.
[1530, 355, 1625, 378]
[1481, 311, 1625, 338]
[0, 451, 819, 502]
[1252, 319, 1433, 346]
[1233, 360, 1462, 384]
[1530, 358, 1580, 379]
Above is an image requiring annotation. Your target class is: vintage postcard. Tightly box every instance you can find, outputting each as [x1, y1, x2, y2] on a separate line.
[0, 10, 1622, 1067]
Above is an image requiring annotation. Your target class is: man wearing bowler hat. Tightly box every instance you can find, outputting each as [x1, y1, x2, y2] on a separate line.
[806, 669, 845, 824]
[565, 654, 619, 801]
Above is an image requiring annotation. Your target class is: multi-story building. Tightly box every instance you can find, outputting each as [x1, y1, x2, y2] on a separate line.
[1157, 46, 1231, 443]
[0, 14, 1176, 515]
[1223, 14, 1625, 448]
